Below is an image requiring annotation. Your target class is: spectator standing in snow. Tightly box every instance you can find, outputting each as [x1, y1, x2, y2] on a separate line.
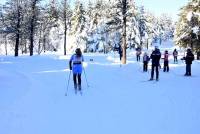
[69, 48, 84, 93]
[143, 52, 150, 72]
[136, 47, 142, 62]
[163, 50, 169, 72]
[197, 51, 200, 60]
[150, 46, 161, 81]
[118, 45, 123, 61]
[173, 49, 178, 63]
[183, 48, 194, 76]
[114, 44, 123, 62]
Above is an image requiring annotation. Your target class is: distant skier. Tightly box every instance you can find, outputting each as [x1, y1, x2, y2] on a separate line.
[173, 49, 178, 63]
[118, 45, 123, 61]
[143, 52, 150, 72]
[150, 46, 161, 81]
[69, 48, 84, 93]
[163, 50, 169, 72]
[197, 51, 200, 60]
[136, 47, 142, 62]
[182, 48, 194, 76]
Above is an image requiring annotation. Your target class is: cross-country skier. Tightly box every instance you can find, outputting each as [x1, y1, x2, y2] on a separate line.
[136, 47, 142, 62]
[143, 52, 150, 72]
[173, 49, 178, 63]
[163, 50, 169, 72]
[69, 48, 84, 93]
[118, 45, 123, 61]
[150, 46, 161, 81]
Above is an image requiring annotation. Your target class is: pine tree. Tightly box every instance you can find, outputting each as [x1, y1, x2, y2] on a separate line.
[49, 0, 59, 20]
[38, 2, 59, 53]
[105, 0, 135, 64]
[159, 13, 174, 41]
[61, 0, 72, 55]
[0, 4, 8, 55]
[175, 0, 200, 51]
[2, 0, 25, 56]
[143, 11, 157, 49]
[138, 6, 146, 46]
[70, 1, 86, 35]
[70, 0, 87, 49]
[29, 0, 40, 56]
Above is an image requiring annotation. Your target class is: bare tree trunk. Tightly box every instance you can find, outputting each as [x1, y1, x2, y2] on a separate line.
[122, 0, 127, 64]
[15, 1, 21, 57]
[191, 39, 194, 51]
[64, 0, 67, 55]
[4, 35, 8, 55]
[15, 31, 20, 56]
[30, 0, 37, 56]
[103, 42, 106, 54]
[38, 27, 42, 54]
[24, 41, 27, 54]
[20, 39, 23, 54]
[43, 35, 46, 52]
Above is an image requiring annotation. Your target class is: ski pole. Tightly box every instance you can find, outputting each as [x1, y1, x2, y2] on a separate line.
[65, 70, 71, 96]
[83, 68, 89, 88]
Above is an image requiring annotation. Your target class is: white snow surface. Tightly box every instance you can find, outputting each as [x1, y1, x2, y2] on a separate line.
[0, 41, 200, 134]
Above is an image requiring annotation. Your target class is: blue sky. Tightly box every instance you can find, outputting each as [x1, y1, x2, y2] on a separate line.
[134, 0, 189, 20]
[0, 0, 6, 4]
[0, 0, 189, 20]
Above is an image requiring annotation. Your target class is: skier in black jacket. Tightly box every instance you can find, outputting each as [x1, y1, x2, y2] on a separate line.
[183, 48, 194, 76]
[150, 46, 161, 81]
[118, 45, 123, 61]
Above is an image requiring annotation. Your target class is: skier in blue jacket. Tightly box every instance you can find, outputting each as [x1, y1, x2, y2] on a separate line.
[69, 48, 84, 92]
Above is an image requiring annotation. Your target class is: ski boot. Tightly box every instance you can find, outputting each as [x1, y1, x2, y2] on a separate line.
[149, 78, 153, 81]
[74, 84, 77, 94]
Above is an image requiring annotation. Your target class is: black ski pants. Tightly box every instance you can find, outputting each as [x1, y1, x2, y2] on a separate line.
[174, 56, 178, 63]
[143, 62, 148, 72]
[186, 64, 191, 75]
[163, 61, 169, 72]
[73, 73, 81, 86]
[137, 55, 140, 62]
[151, 64, 159, 79]
[119, 54, 122, 61]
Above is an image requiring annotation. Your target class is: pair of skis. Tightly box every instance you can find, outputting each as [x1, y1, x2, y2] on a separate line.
[65, 88, 83, 96]
[75, 89, 83, 96]
[65, 69, 89, 96]
[141, 79, 159, 83]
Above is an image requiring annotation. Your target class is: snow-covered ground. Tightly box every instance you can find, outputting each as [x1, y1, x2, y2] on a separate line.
[0, 41, 200, 134]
